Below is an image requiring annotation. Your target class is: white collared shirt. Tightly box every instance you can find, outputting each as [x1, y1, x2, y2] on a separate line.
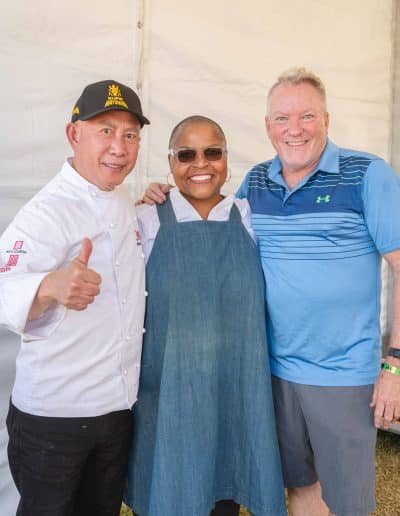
[136, 188, 254, 262]
[0, 160, 146, 417]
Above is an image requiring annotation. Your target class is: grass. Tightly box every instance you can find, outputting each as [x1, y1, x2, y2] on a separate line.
[120, 430, 400, 515]
[372, 430, 400, 515]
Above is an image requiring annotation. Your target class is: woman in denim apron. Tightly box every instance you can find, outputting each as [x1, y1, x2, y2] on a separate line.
[125, 116, 285, 516]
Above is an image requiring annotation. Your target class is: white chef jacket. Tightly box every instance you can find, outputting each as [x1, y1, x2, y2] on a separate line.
[0, 160, 146, 417]
[137, 188, 254, 262]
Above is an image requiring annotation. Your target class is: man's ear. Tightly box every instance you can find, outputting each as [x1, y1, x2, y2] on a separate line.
[66, 122, 79, 148]
[264, 116, 271, 137]
[324, 111, 330, 131]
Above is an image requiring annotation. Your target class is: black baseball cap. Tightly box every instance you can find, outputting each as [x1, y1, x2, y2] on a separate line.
[71, 80, 150, 127]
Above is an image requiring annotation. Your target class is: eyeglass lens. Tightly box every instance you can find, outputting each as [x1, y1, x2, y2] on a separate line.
[176, 147, 224, 163]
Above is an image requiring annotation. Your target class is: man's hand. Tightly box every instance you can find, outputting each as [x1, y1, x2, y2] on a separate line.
[141, 183, 171, 205]
[375, 250, 400, 428]
[28, 238, 102, 320]
[370, 366, 400, 429]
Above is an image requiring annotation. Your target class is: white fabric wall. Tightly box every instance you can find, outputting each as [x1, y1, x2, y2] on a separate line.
[141, 1, 394, 192]
[0, 1, 144, 232]
[0, 1, 396, 512]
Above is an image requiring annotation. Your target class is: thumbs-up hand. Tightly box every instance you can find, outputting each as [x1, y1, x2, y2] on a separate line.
[30, 238, 102, 318]
[76, 237, 93, 267]
[57, 237, 102, 310]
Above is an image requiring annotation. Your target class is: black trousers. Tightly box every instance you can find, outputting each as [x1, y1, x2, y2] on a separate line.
[6, 402, 132, 516]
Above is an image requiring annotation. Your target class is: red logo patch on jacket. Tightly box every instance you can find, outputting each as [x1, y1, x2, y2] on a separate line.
[1, 241, 25, 272]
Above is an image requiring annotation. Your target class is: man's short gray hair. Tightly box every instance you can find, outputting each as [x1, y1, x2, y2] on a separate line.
[266, 67, 327, 116]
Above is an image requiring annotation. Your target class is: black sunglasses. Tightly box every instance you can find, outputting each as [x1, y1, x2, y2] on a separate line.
[168, 146, 226, 163]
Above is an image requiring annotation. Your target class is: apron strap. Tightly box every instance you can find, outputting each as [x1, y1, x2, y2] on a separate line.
[156, 194, 177, 227]
[228, 201, 242, 222]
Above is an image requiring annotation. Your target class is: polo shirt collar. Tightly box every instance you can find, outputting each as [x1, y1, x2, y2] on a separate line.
[267, 138, 340, 183]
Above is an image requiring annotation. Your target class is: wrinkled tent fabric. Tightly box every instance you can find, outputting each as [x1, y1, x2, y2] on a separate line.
[0, 1, 395, 513]
[0, 330, 18, 512]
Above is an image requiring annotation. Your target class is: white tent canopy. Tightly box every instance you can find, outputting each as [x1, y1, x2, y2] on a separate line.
[0, 1, 397, 512]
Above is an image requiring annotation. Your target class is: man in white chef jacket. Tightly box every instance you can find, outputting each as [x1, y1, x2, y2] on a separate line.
[0, 79, 149, 516]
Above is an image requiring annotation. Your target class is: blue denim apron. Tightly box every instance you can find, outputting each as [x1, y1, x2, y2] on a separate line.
[125, 197, 285, 516]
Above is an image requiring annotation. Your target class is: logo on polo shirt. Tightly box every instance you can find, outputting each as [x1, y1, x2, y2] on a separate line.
[104, 84, 128, 109]
[316, 195, 331, 204]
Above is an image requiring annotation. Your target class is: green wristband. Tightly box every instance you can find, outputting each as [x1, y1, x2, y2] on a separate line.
[382, 362, 400, 376]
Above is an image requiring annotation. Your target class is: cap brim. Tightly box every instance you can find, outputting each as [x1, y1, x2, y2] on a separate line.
[77, 107, 150, 127]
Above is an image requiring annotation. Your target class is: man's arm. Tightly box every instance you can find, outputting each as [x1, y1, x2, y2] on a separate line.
[371, 248, 400, 429]
[141, 183, 171, 205]
[28, 238, 101, 321]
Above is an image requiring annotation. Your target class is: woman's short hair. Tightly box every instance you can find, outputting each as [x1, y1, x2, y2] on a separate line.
[169, 115, 226, 149]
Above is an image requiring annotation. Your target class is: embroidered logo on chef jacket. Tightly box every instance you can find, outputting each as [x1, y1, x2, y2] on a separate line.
[104, 84, 128, 110]
[135, 229, 142, 246]
[0, 241, 25, 272]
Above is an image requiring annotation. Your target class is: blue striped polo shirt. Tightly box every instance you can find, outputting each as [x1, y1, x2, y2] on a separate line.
[237, 139, 400, 386]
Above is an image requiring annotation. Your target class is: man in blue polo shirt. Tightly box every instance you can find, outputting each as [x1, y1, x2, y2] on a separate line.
[236, 68, 400, 516]
[142, 68, 400, 516]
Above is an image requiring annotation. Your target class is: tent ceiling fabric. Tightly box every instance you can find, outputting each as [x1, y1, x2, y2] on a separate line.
[0, 1, 395, 513]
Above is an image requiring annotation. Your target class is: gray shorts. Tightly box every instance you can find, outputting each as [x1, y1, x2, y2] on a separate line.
[271, 376, 377, 516]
